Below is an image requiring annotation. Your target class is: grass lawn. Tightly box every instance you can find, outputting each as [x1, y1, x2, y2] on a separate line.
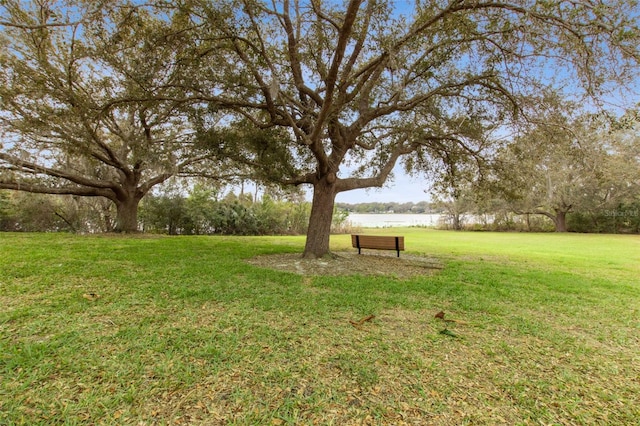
[1, 230, 639, 425]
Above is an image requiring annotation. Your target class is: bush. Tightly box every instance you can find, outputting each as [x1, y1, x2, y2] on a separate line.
[139, 191, 311, 236]
[568, 204, 640, 234]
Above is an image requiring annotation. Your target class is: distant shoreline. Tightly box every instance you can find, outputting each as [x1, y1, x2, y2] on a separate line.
[347, 213, 442, 228]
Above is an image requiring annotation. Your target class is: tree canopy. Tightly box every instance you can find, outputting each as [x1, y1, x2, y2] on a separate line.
[177, 0, 639, 256]
[0, 0, 224, 231]
[2, 0, 639, 250]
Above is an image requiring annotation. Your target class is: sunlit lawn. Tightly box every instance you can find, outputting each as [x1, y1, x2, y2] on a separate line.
[1, 230, 638, 425]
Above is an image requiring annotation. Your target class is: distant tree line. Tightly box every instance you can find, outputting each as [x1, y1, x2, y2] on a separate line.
[336, 201, 438, 214]
[3, 189, 639, 235]
[433, 201, 640, 234]
[431, 104, 640, 234]
[338, 200, 640, 234]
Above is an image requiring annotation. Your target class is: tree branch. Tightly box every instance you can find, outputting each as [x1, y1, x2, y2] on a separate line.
[0, 181, 114, 199]
[0, 153, 119, 190]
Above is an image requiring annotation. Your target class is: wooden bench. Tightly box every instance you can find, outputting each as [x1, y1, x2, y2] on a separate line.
[351, 234, 405, 257]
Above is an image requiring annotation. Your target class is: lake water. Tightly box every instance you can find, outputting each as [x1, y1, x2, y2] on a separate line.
[346, 213, 443, 228]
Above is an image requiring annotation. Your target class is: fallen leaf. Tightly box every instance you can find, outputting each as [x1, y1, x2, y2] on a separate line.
[349, 314, 376, 328]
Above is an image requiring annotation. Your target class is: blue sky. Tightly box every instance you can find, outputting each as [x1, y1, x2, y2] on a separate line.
[307, 158, 433, 204]
[335, 169, 432, 203]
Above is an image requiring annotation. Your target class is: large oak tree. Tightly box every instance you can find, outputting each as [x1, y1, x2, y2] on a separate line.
[496, 104, 640, 232]
[179, 0, 639, 257]
[0, 0, 221, 232]
[2, 1, 638, 247]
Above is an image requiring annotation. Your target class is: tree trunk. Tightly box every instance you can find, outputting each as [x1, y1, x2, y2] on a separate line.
[534, 207, 570, 232]
[114, 196, 142, 233]
[303, 177, 337, 259]
[554, 209, 568, 232]
[452, 213, 462, 230]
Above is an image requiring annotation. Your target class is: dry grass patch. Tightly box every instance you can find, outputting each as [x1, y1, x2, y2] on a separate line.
[246, 251, 443, 278]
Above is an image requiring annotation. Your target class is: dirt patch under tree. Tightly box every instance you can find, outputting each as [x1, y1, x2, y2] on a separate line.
[246, 251, 443, 278]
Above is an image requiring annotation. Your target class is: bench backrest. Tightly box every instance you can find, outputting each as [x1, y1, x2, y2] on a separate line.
[351, 235, 405, 251]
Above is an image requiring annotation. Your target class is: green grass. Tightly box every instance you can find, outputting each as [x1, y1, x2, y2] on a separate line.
[1, 230, 639, 425]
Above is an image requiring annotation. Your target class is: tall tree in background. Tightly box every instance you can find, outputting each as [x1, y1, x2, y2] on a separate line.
[577, 109, 640, 227]
[182, 0, 639, 257]
[495, 102, 640, 232]
[499, 120, 594, 232]
[0, 1, 221, 232]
